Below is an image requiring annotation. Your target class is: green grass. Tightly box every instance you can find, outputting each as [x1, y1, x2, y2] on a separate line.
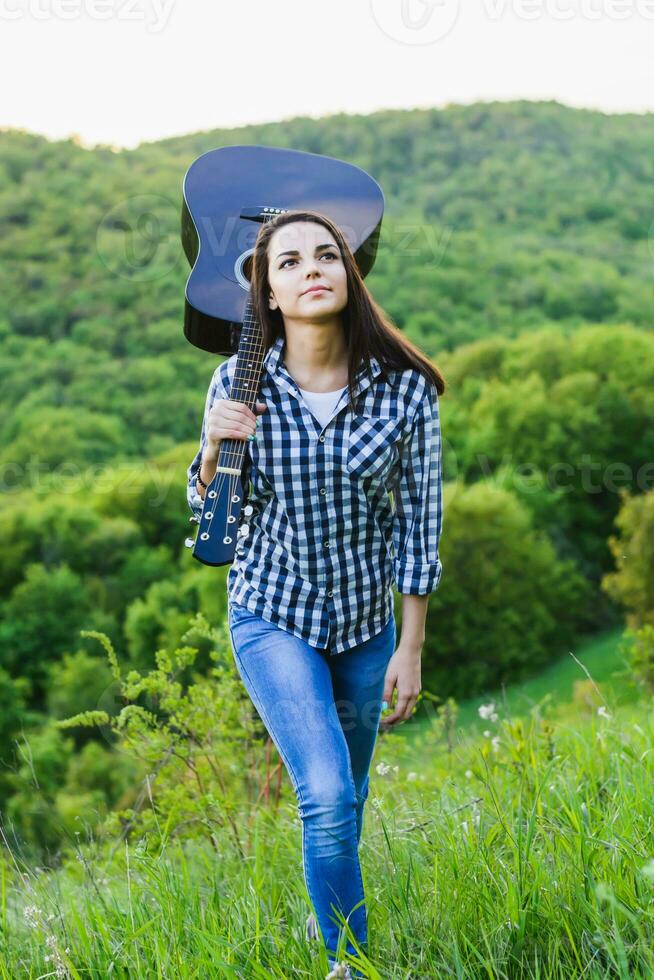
[2, 627, 653, 979]
[409, 627, 634, 742]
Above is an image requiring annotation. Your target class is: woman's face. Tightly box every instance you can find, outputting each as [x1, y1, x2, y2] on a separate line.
[267, 221, 348, 322]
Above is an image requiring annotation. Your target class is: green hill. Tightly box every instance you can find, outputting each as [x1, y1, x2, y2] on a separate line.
[2, 100, 654, 471]
[1, 101, 653, 861]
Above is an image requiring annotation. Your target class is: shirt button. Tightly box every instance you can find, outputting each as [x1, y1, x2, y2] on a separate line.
[320, 488, 326, 495]
[327, 590, 333, 597]
[319, 435, 325, 442]
[324, 540, 330, 548]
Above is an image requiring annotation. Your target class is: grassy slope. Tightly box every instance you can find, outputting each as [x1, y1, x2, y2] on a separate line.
[405, 626, 635, 748]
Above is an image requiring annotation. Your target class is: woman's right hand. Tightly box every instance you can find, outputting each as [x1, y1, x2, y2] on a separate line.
[205, 398, 267, 458]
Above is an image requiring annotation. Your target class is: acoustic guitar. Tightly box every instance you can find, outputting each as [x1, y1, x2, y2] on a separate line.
[181, 144, 384, 566]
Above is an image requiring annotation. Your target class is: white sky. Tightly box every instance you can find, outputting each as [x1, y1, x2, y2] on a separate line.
[1, 0, 653, 149]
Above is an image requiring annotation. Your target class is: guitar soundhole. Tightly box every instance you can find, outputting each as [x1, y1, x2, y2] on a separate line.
[234, 250, 254, 288]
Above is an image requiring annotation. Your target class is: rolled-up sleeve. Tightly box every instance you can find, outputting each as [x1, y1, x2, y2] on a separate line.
[391, 381, 443, 595]
[187, 364, 228, 522]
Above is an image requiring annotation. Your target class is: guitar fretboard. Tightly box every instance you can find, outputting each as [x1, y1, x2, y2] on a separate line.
[218, 300, 265, 470]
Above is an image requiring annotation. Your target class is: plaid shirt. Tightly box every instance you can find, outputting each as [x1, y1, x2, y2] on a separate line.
[187, 333, 443, 653]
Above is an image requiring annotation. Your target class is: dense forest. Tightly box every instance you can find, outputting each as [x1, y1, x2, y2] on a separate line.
[1, 99, 654, 859]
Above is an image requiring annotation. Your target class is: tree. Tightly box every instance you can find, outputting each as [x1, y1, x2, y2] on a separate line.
[415, 481, 591, 699]
[602, 489, 654, 630]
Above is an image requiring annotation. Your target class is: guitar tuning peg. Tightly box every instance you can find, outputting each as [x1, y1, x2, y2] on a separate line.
[184, 536, 196, 549]
[189, 515, 200, 524]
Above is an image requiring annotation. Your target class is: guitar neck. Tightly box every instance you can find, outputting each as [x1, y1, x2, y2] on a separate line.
[217, 298, 265, 473]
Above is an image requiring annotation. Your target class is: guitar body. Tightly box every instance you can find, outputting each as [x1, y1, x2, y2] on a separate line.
[182, 145, 384, 355]
[181, 144, 384, 565]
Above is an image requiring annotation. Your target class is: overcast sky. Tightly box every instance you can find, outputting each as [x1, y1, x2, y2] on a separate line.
[2, 0, 653, 149]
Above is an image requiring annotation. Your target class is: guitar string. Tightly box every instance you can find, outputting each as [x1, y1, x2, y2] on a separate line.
[217, 326, 264, 465]
[203, 323, 265, 542]
[217, 304, 275, 461]
[199, 210, 279, 546]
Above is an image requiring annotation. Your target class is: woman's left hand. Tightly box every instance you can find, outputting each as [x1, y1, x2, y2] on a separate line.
[379, 645, 422, 728]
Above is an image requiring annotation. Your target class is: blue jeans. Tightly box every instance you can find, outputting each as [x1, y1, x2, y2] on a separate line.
[227, 602, 397, 970]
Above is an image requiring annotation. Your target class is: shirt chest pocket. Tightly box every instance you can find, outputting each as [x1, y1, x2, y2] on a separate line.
[346, 414, 403, 483]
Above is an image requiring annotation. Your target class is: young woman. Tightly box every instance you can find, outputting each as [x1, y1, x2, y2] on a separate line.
[187, 210, 446, 978]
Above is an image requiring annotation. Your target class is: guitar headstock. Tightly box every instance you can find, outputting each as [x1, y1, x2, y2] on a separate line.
[190, 455, 251, 567]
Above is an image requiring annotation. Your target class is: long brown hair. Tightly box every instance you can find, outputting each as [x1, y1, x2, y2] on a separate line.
[248, 210, 446, 413]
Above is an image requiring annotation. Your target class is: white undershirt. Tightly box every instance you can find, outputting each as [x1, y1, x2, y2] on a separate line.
[297, 384, 348, 429]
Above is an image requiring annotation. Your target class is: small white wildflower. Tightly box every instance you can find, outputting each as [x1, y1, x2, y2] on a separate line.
[393, 765, 399, 773]
[483, 729, 491, 738]
[464, 769, 473, 779]
[491, 735, 501, 753]
[597, 705, 611, 720]
[478, 702, 496, 720]
[23, 905, 41, 929]
[326, 960, 352, 979]
[41, 933, 69, 980]
[376, 762, 391, 776]
[407, 771, 418, 781]
[490, 712, 499, 722]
